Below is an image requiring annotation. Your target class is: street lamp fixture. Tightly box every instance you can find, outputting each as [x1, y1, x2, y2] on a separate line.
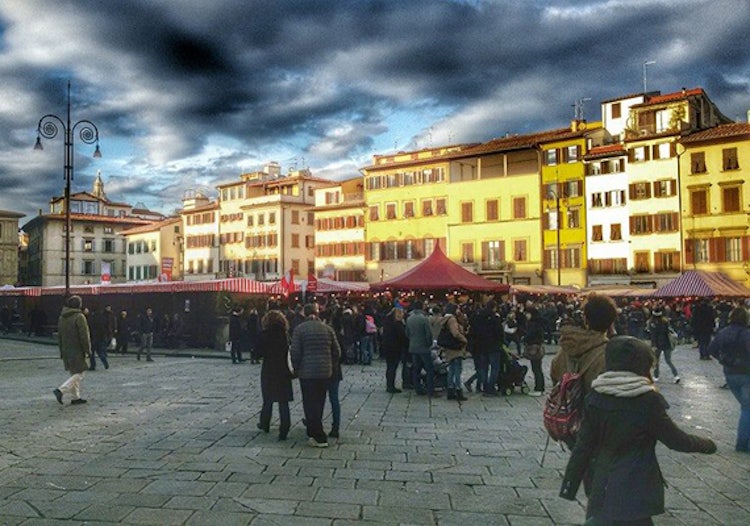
[34, 81, 101, 297]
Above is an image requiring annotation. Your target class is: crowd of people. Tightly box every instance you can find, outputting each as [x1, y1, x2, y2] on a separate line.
[50, 290, 749, 522]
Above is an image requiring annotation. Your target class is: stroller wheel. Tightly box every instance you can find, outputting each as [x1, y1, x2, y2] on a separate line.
[521, 384, 530, 394]
[503, 387, 513, 396]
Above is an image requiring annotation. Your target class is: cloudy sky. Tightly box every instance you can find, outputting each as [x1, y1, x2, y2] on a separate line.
[1, 0, 748, 224]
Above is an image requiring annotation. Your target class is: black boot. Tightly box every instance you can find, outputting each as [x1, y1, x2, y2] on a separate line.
[455, 389, 467, 401]
[446, 388, 456, 400]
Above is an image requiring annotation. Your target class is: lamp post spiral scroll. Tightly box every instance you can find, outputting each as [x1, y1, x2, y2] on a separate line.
[34, 81, 101, 296]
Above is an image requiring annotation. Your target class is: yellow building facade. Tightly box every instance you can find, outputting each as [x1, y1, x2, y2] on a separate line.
[679, 123, 750, 287]
[539, 122, 604, 287]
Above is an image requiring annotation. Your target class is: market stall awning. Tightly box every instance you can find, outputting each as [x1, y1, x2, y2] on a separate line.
[653, 270, 750, 298]
[510, 284, 578, 296]
[370, 244, 509, 293]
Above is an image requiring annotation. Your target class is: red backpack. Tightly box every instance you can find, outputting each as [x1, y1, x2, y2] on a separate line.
[543, 371, 584, 445]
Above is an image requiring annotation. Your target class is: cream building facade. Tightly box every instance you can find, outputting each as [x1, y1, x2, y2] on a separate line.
[121, 217, 183, 282]
[313, 177, 367, 281]
[0, 210, 24, 286]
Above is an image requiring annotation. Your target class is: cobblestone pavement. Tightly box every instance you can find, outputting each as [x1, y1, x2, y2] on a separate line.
[0, 336, 748, 525]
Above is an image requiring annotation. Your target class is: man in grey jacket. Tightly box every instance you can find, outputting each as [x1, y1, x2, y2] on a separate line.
[406, 301, 440, 397]
[291, 302, 341, 447]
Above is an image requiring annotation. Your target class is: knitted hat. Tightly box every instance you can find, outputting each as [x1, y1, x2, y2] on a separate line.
[605, 336, 654, 377]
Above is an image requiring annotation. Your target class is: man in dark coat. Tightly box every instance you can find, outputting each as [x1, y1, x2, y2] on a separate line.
[114, 310, 130, 355]
[88, 307, 110, 370]
[469, 300, 504, 396]
[53, 295, 91, 405]
[138, 307, 155, 362]
[691, 299, 716, 360]
[228, 306, 246, 364]
[290, 302, 341, 447]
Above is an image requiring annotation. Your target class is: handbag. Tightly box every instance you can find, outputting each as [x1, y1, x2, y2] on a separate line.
[437, 322, 462, 350]
[523, 342, 545, 360]
[107, 337, 116, 351]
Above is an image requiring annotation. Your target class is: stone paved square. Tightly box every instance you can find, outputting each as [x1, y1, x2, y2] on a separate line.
[1, 337, 748, 524]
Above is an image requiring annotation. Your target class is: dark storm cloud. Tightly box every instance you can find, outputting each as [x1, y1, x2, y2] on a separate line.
[0, 0, 748, 221]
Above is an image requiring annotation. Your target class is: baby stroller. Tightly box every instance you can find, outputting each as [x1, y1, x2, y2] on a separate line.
[431, 346, 448, 391]
[497, 346, 530, 396]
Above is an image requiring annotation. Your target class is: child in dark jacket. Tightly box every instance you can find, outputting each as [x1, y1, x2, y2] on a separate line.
[560, 336, 716, 525]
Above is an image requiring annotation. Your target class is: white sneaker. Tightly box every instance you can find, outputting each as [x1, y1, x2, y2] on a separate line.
[653, 376, 659, 383]
[527, 391, 543, 397]
[308, 437, 328, 448]
[673, 376, 680, 384]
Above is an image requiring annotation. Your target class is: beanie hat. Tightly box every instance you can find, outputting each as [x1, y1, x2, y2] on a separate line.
[605, 336, 654, 377]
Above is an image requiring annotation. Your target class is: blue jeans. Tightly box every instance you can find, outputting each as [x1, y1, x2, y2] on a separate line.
[725, 374, 750, 452]
[360, 335, 374, 364]
[327, 379, 341, 431]
[412, 353, 435, 395]
[484, 351, 501, 394]
[447, 358, 463, 390]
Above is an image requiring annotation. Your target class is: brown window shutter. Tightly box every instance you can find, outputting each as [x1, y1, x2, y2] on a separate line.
[684, 239, 694, 265]
[670, 180, 677, 195]
[648, 215, 655, 233]
[715, 237, 727, 262]
[628, 149, 634, 162]
[653, 182, 661, 197]
[577, 180, 583, 195]
[672, 212, 679, 231]
[628, 184, 636, 200]
[629, 216, 636, 233]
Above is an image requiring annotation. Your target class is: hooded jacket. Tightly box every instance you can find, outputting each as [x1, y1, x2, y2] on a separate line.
[561, 375, 716, 521]
[550, 325, 608, 394]
[57, 305, 91, 374]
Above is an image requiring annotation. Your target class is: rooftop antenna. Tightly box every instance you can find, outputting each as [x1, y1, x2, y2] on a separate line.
[642, 60, 656, 94]
[575, 97, 592, 121]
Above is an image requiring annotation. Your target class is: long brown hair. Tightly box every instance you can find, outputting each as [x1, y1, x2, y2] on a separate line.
[262, 310, 289, 331]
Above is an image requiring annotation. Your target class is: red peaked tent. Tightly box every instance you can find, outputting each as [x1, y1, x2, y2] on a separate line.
[370, 245, 509, 292]
[653, 270, 750, 298]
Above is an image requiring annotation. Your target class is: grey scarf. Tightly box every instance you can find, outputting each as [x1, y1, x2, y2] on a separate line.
[591, 371, 656, 398]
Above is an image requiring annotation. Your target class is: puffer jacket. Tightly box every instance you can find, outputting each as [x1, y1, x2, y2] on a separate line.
[58, 305, 91, 374]
[550, 325, 608, 394]
[290, 317, 340, 379]
[561, 388, 716, 522]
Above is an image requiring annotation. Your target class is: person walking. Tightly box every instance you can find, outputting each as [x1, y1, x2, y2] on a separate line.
[382, 306, 409, 393]
[138, 307, 155, 362]
[708, 307, 750, 452]
[406, 301, 439, 398]
[114, 309, 130, 355]
[53, 295, 92, 405]
[290, 302, 341, 447]
[560, 336, 717, 525]
[257, 310, 293, 441]
[649, 307, 680, 384]
[87, 307, 111, 371]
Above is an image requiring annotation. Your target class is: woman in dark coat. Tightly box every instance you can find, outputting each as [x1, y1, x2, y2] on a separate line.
[257, 310, 293, 440]
[381, 307, 409, 393]
[561, 336, 716, 525]
[648, 308, 679, 383]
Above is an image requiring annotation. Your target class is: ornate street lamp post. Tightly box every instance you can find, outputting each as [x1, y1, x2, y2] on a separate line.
[34, 81, 101, 296]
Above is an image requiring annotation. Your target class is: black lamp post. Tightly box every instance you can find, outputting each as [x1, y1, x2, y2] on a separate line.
[34, 81, 101, 297]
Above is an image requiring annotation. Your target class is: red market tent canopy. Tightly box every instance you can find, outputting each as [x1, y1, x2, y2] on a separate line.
[370, 245, 509, 293]
[653, 270, 750, 298]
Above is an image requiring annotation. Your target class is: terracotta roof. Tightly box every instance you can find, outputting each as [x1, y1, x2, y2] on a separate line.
[459, 126, 588, 156]
[634, 88, 703, 107]
[40, 213, 152, 225]
[584, 144, 626, 159]
[600, 92, 651, 104]
[680, 123, 750, 144]
[178, 202, 219, 214]
[120, 216, 181, 236]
